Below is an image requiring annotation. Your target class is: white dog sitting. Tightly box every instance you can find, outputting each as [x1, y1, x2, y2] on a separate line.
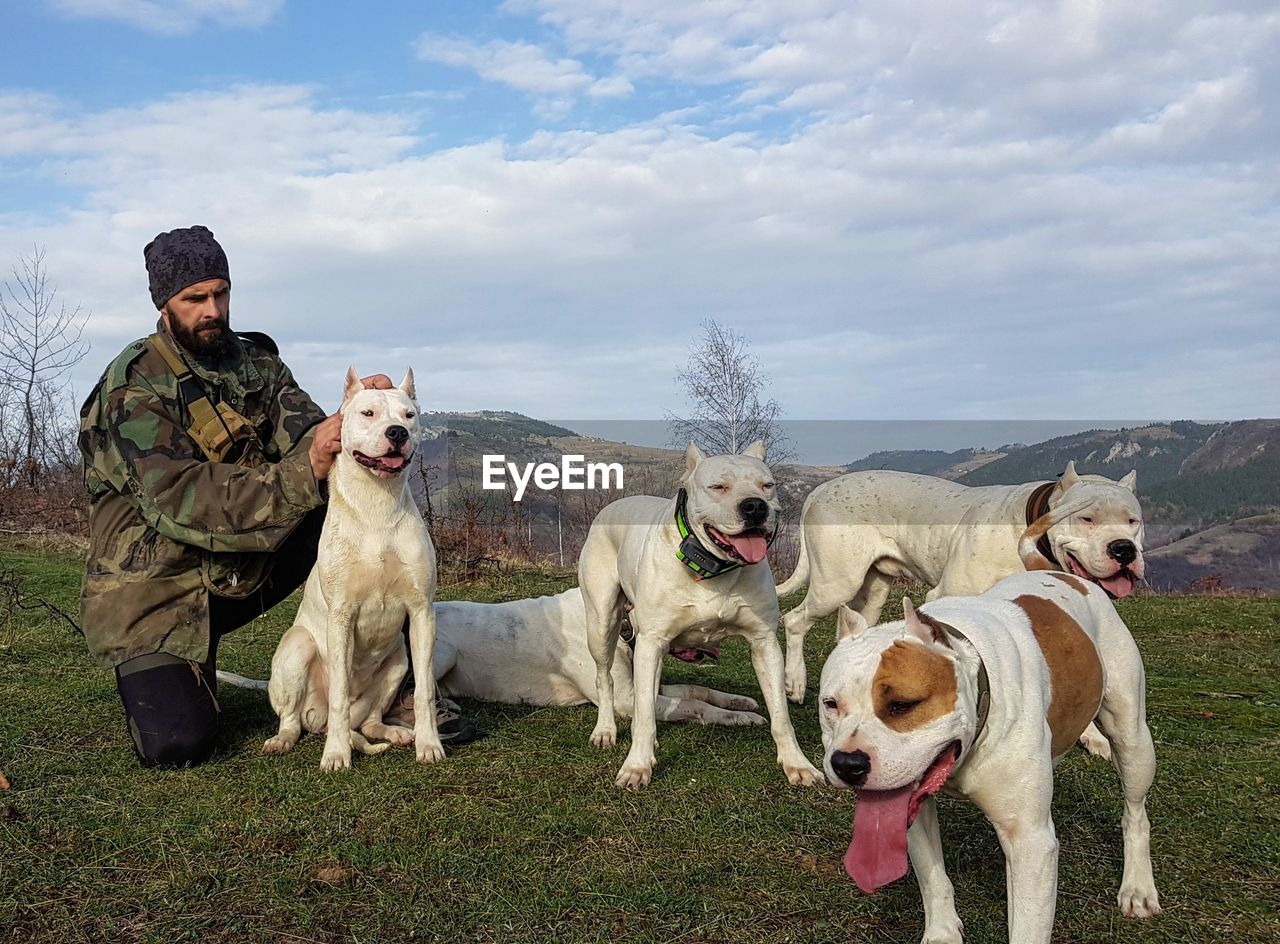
[779, 461, 1145, 702]
[260, 368, 444, 770]
[818, 570, 1160, 943]
[578, 441, 823, 789]
[427, 587, 766, 725]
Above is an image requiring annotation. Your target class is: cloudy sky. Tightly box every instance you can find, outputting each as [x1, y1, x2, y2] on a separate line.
[2, 1, 1277, 462]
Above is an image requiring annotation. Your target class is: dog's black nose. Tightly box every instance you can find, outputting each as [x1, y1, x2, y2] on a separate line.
[830, 749, 871, 788]
[385, 425, 409, 447]
[739, 497, 768, 526]
[1108, 539, 1137, 565]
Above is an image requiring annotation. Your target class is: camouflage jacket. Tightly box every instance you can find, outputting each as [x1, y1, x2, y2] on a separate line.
[78, 322, 328, 667]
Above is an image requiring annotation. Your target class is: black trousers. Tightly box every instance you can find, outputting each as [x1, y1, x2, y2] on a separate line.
[114, 507, 326, 767]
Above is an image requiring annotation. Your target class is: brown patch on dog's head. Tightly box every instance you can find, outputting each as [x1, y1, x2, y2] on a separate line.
[1015, 594, 1104, 757]
[1047, 572, 1090, 596]
[872, 640, 958, 732]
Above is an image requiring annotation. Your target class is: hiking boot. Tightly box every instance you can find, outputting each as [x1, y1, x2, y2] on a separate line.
[385, 683, 483, 745]
[433, 695, 482, 745]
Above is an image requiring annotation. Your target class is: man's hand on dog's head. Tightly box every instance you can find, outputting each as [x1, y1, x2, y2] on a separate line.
[309, 414, 343, 481]
[308, 375, 397, 480]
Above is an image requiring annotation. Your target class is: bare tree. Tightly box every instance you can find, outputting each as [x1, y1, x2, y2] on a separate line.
[666, 319, 795, 462]
[0, 248, 90, 488]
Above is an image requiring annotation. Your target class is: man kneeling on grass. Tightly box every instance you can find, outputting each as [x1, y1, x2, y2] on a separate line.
[77, 225, 477, 767]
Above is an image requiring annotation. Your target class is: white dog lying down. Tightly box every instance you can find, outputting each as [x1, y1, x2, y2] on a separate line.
[425, 588, 767, 724]
[818, 570, 1159, 944]
[779, 461, 1146, 703]
[222, 587, 766, 727]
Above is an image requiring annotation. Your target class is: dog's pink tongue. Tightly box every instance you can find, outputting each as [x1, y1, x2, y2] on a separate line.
[1100, 571, 1135, 598]
[725, 532, 769, 564]
[844, 786, 913, 894]
[381, 454, 406, 469]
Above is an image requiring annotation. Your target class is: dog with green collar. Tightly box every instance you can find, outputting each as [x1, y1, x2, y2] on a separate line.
[577, 440, 822, 790]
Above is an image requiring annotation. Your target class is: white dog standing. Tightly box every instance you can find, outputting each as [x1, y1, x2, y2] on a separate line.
[779, 461, 1145, 702]
[431, 588, 766, 726]
[261, 368, 443, 770]
[578, 441, 822, 789]
[818, 570, 1160, 943]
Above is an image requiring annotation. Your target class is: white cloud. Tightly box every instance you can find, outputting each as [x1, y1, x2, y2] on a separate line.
[3, 3, 1279, 438]
[49, 0, 284, 35]
[415, 34, 632, 106]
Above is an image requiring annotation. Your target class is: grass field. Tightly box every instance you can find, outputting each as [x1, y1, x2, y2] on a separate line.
[1, 538, 1278, 943]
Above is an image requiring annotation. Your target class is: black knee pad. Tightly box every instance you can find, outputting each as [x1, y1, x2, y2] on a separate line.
[116, 654, 220, 768]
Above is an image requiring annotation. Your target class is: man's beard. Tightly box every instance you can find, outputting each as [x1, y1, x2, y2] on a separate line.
[171, 317, 233, 359]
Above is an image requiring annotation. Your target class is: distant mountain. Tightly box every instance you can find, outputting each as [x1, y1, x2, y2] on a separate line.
[843, 448, 1006, 480]
[422, 410, 577, 440]
[1142, 450, 1280, 525]
[1147, 514, 1280, 593]
[956, 422, 1222, 487]
[1177, 419, 1280, 476]
[404, 411, 1280, 590]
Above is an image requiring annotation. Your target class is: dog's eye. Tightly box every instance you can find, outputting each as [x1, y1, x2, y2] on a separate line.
[405, 411, 415, 418]
[762, 482, 775, 490]
[888, 699, 921, 716]
[1080, 516, 1094, 524]
[822, 697, 839, 711]
[360, 409, 374, 418]
[710, 484, 729, 492]
[1129, 518, 1139, 525]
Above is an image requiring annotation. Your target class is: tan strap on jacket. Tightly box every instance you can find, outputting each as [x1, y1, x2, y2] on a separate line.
[150, 333, 255, 462]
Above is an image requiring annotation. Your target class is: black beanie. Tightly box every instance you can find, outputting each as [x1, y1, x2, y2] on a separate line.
[143, 225, 230, 309]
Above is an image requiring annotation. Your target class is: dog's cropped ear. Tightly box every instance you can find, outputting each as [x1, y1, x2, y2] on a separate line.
[836, 605, 868, 641]
[399, 368, 416, 400]
[742, 439, 767, 462]
[1119, 468, 1137, 492]
[1057, 459, 1080, 493]
[903, 598, 951, 648]
[343, 367, 365, 405]
[684, 441, 707, 479]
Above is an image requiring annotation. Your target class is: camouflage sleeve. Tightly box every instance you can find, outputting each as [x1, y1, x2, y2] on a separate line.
[266, 362, 328, 457]
[95, 377, 323, 553]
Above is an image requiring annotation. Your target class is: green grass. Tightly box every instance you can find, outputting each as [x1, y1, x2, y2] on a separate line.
[1, 539, 1278, 943]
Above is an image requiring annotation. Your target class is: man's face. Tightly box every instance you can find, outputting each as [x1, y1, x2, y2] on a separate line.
[162, 277, 231, 358]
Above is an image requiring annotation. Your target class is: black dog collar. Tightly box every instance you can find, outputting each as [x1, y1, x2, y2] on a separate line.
[935, 619, 991, 744]
[1024, 481, 1060, 568]
[673, 488, 777, 580]
[675, 488, 742, 580]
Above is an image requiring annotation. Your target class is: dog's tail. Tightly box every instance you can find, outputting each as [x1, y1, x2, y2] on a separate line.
[351, 730, 392, 755]
[215, 670, 269, 691]
[775, 517, 811, 597]
[1018, 498, 1091, 570]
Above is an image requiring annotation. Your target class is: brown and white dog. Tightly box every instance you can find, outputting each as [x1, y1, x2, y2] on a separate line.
[778, 461, 1145, 702]
[818, 570, 1160, 944]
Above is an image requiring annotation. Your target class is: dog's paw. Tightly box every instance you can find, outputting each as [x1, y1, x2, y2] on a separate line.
[724, 695, 759, 711]
[590, 727, 617, 750]
[383, 726, 415, 748]
[614, 760, 655, 790]
[320, 749, 351, 772]
[921, 925, 964, 944]
[731, 711, 768, 726]
[261, 734, 296, 756]
[1079, 724, 1113, 762]
[785, 672, 807, 704]
[783, 760, 824, 787]
[1118, 884, 1162, 918]
[416, 739, 446, 764]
